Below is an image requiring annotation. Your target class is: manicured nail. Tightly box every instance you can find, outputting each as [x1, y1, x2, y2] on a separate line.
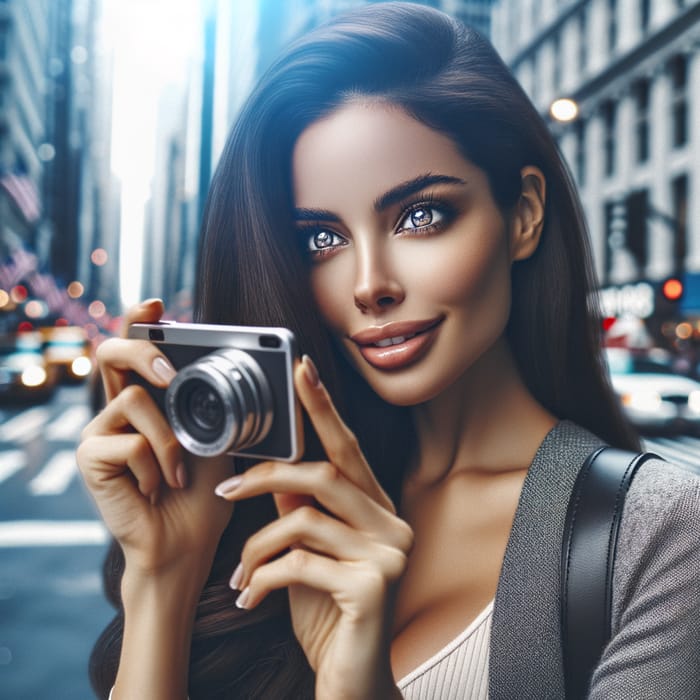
[215, 475, 243, 497]
[152, 356, 176, 383]
[176, 462, 187, 489]
[229, 562, 244, 590]
[235, 586, 250, 609]
[303, 355, 320, 387]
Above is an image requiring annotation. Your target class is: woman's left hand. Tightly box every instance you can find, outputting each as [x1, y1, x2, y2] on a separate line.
[214, 355, 412, 699]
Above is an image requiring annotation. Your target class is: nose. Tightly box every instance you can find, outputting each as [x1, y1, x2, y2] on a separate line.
[353, 241, 405, 314]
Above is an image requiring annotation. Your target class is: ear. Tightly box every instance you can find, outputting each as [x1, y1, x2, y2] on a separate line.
[510, 166, 546, 262]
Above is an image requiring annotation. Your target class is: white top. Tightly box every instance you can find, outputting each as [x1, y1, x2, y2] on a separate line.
[397, 600, 493, 699]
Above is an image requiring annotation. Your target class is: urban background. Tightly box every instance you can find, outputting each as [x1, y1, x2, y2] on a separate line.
[1, 0, 699, 697]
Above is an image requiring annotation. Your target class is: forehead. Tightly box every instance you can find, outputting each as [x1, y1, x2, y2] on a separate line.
[292, 102, 476, 207]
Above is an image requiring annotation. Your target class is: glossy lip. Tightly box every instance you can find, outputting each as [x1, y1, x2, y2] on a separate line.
[350, 316, 444, 371]
[349, 316, 444, 347]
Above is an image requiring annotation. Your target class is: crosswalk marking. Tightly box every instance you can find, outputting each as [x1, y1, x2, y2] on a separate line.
[45, 405, 91, 441]
[0, 407, 50, 443]
[28, 450, 77, 495]
[0, 450, 26, 485]
[0, 520, 108, 547]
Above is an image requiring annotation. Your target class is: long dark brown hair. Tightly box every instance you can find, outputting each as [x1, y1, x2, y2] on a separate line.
[90, 3, 640, 697]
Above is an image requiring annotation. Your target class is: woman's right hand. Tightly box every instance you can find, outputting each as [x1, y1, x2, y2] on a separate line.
[76, 299, 234, 580]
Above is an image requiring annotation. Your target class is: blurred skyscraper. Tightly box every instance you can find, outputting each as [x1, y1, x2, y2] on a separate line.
[492, 0, 700, 327]
[0, 0, 50, 256]
[0, 0, 116, 327]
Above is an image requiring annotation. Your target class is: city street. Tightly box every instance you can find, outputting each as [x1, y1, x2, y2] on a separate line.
[0, 383, 111, 700]
[0, 383, 699, 699]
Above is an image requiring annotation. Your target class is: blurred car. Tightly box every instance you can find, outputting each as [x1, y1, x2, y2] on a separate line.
[604, 347, 700, 433]
[41, 325, 94, 383]
[0, 331, 59, 400]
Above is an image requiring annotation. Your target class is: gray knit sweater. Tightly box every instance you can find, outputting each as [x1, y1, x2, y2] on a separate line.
[489, 420, 700, 699]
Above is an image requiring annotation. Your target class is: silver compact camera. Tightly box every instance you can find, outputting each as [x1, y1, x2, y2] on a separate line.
[128, 322, 304, 462]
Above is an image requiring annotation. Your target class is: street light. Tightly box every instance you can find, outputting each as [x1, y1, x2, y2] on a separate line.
[550, 97, 579, 122]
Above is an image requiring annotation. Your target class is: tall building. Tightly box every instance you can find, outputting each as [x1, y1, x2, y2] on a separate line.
[492, 0, 700, 335]
[0, 0, 115, 330]
[0, 0, 50, 257]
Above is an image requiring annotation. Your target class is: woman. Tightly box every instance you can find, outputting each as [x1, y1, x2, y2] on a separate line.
[77, 3, 700, 698]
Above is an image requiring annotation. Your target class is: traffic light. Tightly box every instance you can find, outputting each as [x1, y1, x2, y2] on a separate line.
[655, 276, 684, 323]
[661, 277, 683, 302]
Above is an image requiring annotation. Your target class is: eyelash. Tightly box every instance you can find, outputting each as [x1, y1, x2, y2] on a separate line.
[395, 196, 454, 236]
[298, 195, 455, 260]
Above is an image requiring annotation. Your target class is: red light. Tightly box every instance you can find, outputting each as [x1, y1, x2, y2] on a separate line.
[18, 321, 33, 332]
[662, 278, 683, 301]
[55, 318, 69, 326]
[11, 285, 28, 303]
[602, 317, 617, 332]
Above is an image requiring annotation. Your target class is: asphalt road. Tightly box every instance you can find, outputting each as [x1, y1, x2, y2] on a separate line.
[0, 384, 698, 700]
[0, 384, 111, 700]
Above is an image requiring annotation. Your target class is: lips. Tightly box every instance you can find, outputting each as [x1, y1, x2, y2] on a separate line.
[350, 316, 444, 370]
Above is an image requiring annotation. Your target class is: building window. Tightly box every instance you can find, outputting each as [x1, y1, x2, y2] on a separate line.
[672, 174, 688, 271]
[670, 55, 688, 148]
[633, 79, 650, 163]
[575, 119, 586, 185]
[578, 8, 588, 73]
[0, 22, 7, 59]
[603, 100, 617, 176]
[608, 0, 617, 53]
[625, 190, 649, 272]
[639, 0, 651, 33]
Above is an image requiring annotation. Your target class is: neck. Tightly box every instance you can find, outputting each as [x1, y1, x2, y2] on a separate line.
[406, 338, 557, 490]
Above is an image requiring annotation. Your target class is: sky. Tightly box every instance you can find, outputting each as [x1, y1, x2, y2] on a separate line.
[100, 0, 203, 308]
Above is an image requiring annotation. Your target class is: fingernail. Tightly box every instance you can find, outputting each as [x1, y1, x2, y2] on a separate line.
[152, 356, 176, 383]
[176, 462, 187, 489]
[229, 562, 244, 590]
[141, 297, 163, 307]
[150, 490, 158, 506]
[303, 355, 320, 387]
[215, 475, 243, 497]
[235, 586, 250, 609]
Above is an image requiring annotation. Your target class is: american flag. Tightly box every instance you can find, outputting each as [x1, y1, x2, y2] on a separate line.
[0, 171, 41, 224]
[0, 247, 38, 289]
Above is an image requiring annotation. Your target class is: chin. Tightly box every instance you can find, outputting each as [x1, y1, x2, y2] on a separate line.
[361, 369, 452, 407]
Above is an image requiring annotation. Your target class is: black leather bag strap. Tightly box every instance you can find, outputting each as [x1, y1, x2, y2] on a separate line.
[561, 446, 659, 699]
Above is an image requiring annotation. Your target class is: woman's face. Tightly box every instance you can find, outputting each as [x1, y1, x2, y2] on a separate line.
[292, 102, 520, 407]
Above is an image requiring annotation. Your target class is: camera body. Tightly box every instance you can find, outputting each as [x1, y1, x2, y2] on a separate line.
[128, 321, 303, 462]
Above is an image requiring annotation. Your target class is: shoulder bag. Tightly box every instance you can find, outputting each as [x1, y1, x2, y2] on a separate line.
[560, 446, 659, 699]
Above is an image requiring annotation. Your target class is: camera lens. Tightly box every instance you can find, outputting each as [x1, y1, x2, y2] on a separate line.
[177, 379, 225, 442]
[165, 349, 273, 457]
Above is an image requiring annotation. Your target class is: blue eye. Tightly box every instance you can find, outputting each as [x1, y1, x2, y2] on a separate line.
[304, 228, 347, 256]
[398, 205, 446, 231]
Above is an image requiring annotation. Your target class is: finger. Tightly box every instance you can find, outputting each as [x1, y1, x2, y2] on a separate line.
[97, 337, 177, 401]
[77, 432, 164, 503]
[119, 298, 165, 338]
[215, 461, 410, 549]
[237, 505, 378, 579]
[235, 549, 394, 612]
[97, 300, 170, 400]
[294, 356, 394, 512]
[82, 384, 185, 490]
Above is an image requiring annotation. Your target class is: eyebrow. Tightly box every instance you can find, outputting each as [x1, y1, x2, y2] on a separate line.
[373, 173, 467, 212]
[293, 173, 467, 223]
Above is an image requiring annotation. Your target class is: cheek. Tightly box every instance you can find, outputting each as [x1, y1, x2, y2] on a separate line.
[309, 264, 351, 332]
[406, 227, 512, 311]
